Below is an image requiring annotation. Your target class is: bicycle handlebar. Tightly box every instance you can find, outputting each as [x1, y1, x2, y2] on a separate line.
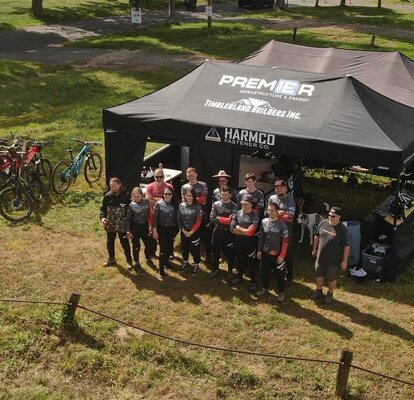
[70, 138, 102, 146]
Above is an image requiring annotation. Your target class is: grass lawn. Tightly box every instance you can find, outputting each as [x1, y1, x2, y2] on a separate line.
[1, 5, 414, 397]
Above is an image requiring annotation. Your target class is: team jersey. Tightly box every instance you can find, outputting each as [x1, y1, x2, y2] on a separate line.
[177, 203, 203, 232]
[230, 209, 259, 237]
[145, 181, 173, 202]
[181, 181, 208, 205]
[237, 188, 264, 211]
[125, 199, 151, 231]
[153, 200, 177, 228]
[210, 200, 238, 231]
[258, 218, 289, 256]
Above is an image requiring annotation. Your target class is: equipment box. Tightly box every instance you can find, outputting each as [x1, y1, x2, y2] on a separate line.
[361, 244, 390, 276]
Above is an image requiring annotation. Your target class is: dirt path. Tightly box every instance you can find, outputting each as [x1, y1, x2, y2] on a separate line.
[0, 2, 413, 69]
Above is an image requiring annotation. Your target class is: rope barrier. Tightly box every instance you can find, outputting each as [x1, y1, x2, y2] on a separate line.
[2, 297, 413, 388]
[0, 298, 69, 306]
[78, 304, 339, 365]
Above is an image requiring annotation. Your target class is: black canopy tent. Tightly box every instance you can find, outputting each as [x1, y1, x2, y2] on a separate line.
[239, 40, 414, 108]
[103, 60, 414, 187]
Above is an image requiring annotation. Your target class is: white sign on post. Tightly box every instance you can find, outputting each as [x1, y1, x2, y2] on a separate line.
[205, 6, 212, 16]
[131, 7, 142, 24]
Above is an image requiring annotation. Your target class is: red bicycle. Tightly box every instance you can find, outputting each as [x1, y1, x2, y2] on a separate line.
[0, 134, 52, 191]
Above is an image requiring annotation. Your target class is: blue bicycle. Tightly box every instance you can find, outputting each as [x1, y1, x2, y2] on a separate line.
[51, 139, 102, 194]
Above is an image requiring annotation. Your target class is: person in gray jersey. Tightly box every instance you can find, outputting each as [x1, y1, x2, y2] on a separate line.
[211, 170, 238, 204]
[209, 185, 238, 279]
[152, 189, 178, 277]
[125, 187, 153, 272]
[178, 187, 203, 274]
[266, 179, 296, 286]
[256, 202, 289, 303]
[311, 206, 350, 304]
[236, 172, 264, 215]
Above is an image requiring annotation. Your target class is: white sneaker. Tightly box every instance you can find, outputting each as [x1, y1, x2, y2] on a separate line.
[350, 267, 367, 277]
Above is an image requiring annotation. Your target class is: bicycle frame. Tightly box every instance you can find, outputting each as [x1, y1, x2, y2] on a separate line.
[62, 144, 91, 181]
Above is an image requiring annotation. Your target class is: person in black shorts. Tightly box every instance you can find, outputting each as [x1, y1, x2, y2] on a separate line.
[311, 206, 350, 304]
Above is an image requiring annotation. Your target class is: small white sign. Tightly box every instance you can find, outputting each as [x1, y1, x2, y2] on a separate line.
[131, 7, 142, 24]
[205, 6, 213, 16]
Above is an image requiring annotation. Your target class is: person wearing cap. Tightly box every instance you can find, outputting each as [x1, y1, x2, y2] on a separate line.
[311, 206, 350, 304]
[256, 202, 289, 303]
[236, 172, 264, 215]
[229, 193, 260, 291]
[266, 178, 296, 287]
[209, 185, 238, 279]
[211, 170, 238, 203]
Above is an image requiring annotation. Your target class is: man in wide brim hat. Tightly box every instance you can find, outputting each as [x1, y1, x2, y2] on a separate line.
[212, 170, 232, 179]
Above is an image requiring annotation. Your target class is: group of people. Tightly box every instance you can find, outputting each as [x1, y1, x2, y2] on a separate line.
[100, 166, 350, 304]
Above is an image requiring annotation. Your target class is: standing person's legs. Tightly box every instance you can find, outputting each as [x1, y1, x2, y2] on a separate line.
[106, 231, 116, 260]
[130, 225, 141, 264]
[117, 232, 132, 265]
[158, 228, 171, 276]
[285, 239, 294, 285]
[211, 229, 223, 272]
[231, 238, 246, 285]
[274, 263, 286, 300]
[260, 253, 272, 291]
[247, 238, 258, 292]
[136, 223, 153, 261]
[223, 231, 235, 274]
[202, 224, 212, 263]
[190, 231, 201, 273]
[311, 263, 327, 300]
[180, 233, 191, 270]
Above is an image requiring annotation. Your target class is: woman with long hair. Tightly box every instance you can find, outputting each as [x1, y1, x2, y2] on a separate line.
[178, 187, 203, 274]
[100, 177, 132, 269]
[126, 186, 153, 272]
[152, 188, 178, 277]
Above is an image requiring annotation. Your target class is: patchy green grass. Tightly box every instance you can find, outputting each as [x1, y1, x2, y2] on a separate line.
[69, 21, 414, 60]
[0, 0, 130, 30]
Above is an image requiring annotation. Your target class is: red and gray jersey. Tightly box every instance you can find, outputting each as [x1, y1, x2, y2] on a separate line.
[237, 188, 264, 211]
[258, 218, 289, 256]
[212, 187, 238, 203]
[125, 199, 151, 230]
[177, 203, 203, 232]
[181, 181, 208, 206]
[153, 200, 177, 228]
[210, 200, 238, 231]
[230, 209, 259, 235]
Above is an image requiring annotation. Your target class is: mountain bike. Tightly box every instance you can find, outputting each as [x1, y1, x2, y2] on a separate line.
[0, 134, 52, 191]
[51, 139, 102, 194]
[0, 155, 42, 222]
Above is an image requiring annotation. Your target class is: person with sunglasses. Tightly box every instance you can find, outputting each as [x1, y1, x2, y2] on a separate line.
[145, 166, 174, 262]
[256, 202, 289, 303]
[178, 187, 203, 274]
[311, 207, 350, 304]
[266, 179, 296, 287]
[152, 189, 178, 277]
[211, 170, 238, 204]
[125, 186, 153, 272]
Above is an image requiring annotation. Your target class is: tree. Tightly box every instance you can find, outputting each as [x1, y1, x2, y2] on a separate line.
[31, 0, 44, 17]
[167, 0, 180, 25]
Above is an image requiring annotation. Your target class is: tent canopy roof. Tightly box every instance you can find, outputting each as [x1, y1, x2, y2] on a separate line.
[104, 60, 414, 172]
[240, 40, 414, 108]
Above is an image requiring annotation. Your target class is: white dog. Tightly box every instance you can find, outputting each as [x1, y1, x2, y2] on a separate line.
[297, 202, 329, 245]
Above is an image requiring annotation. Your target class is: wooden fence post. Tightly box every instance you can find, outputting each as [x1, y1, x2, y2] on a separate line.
[293, 27, 297, 41]
[336, 349, 353, 398]
[62, 292, 80, 328]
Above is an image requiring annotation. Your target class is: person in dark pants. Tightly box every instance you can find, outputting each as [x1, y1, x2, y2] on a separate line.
[311, 206, 350, 304]
[230, 194, 259, 292]
[181, 167, 211, 264]
[100, 177, 132, 269]
[256, 202, 289, 303]
[209, 185, 238, 279]
[266, 179, 296, 287]
[178, 187, 203, 274]
[126, 186, 153, 272]
[152, 189, 178, 277]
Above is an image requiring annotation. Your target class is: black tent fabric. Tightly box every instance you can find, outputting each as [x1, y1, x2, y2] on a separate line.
[103, 60, 414, 187]
[240, 40, 414, 108]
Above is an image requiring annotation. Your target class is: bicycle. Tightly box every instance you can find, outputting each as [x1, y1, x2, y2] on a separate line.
[51, 139, 102, 194]
[0, 134, 52, 191]
[0, 153, 43, 222]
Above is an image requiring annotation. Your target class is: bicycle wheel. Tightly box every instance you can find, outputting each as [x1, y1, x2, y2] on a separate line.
[34, 158, 52, 189]
[0, 186, 33, 222]
[0, 155, 11, 189]
[51, 160, 73, 194]
[84, 152, 103, 184]
[21, 167, 43, 202]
